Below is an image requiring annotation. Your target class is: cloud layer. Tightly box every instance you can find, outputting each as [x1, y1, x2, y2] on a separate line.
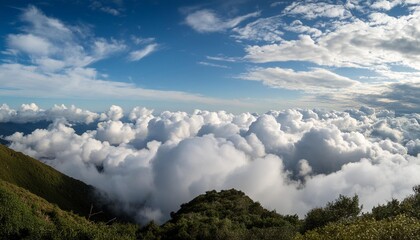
[3, 104, 420, 224]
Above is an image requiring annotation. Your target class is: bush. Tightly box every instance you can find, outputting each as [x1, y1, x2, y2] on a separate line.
[302, 195, 362, 232]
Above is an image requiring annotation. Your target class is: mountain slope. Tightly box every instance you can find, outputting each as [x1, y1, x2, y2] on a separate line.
[0, 144, 105, 220]
[0, 179, 137, 240]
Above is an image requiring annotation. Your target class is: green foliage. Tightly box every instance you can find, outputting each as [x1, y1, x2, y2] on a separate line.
[0, 179, 138, 240]
[302, 195, 362, 232]
[370, 185, 420, 220]
[371, 198, 403, 220]
[139, 189, 301, 240]
[0, 144, 112, 221]
[297, 214, 420, 240]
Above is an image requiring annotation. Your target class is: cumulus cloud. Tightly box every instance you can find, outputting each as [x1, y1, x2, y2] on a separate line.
[4, 105, 420, 224]
[369, 0, 413, 11]
[0, 103, 99, 124]
[185, 9, 260, 33]
[240, 67, 358, 91]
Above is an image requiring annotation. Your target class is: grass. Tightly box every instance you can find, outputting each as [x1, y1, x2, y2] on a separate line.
[0, 144, 107, 221]
[0, 179, 138, 239]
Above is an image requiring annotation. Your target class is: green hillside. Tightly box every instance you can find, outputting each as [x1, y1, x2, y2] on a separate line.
[138, 188, 420, 240]
[153, 189, 300, 240]
[0, 179, 137, 240]
[0, 144, 108, 221]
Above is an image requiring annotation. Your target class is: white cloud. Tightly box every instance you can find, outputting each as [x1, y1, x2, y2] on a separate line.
[96, 120, 136, 145]
[105, 105, 124, 121]
[240, 67, 357, 91]
[128, 43, 158, 61]
[5, 105, 420, 223]
[283, 2, 352, 19]
[6, 5, 126, 71]
[1, 6, 247, 108]
[185, 9, 260, 33]
[244, 9, 420, 71]
[0, 63, 247, 107]
[0, 103, 99, 124]
[284, 20, 322, 37]
[371, 0, 404, 10]
[93, 38, 126, 59]
[20, 5, 73, 41]
[270, 2, 285, 7]
[90, 1, 121, 16]
[7, 34, 52, 56]
[206, 55, 242, 62]
[356, 81, 420, 113]
[232, 15, 283, 42]
[198, 61, 230, 69]
[131, 36, 155, 45]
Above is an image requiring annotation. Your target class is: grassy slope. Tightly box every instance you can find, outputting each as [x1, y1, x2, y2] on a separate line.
[0, 144, 105, 220]
[0, 179, 137, 240]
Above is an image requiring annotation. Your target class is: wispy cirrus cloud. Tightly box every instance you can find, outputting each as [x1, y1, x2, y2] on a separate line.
[6, 5, 126, 71]
[184, 9, 260, 33]
[0, 63, 249, 107]
[198, 61, 230, 69]
[240, 67, 358, 91]
[128, 43, 159, 61]
[90, 0, 122, 16]
[1, 5, 246, 108]
[283, 1, 352, 19]
[231, 15, 284, 42]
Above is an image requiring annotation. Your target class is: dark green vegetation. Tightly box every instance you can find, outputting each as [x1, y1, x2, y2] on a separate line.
[138, 189, 300, 240]
[1, 144, 420, 239]
[0, 179, 138, 239]
[301, 195, 362, 232]
[296, 187, 420, 239]
[0, 144, 110, 221]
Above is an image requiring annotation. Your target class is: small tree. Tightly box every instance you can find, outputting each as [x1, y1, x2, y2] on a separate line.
[302, 195, 362, 232]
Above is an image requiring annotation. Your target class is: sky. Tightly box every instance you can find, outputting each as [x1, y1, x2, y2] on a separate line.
[1, 0, 419, 113]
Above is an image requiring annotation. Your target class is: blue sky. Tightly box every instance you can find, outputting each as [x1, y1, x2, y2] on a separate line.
[0, 0, 419, 113]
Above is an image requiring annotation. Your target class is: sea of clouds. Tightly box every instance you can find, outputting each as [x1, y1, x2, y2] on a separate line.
[1, 103, 419, 223]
